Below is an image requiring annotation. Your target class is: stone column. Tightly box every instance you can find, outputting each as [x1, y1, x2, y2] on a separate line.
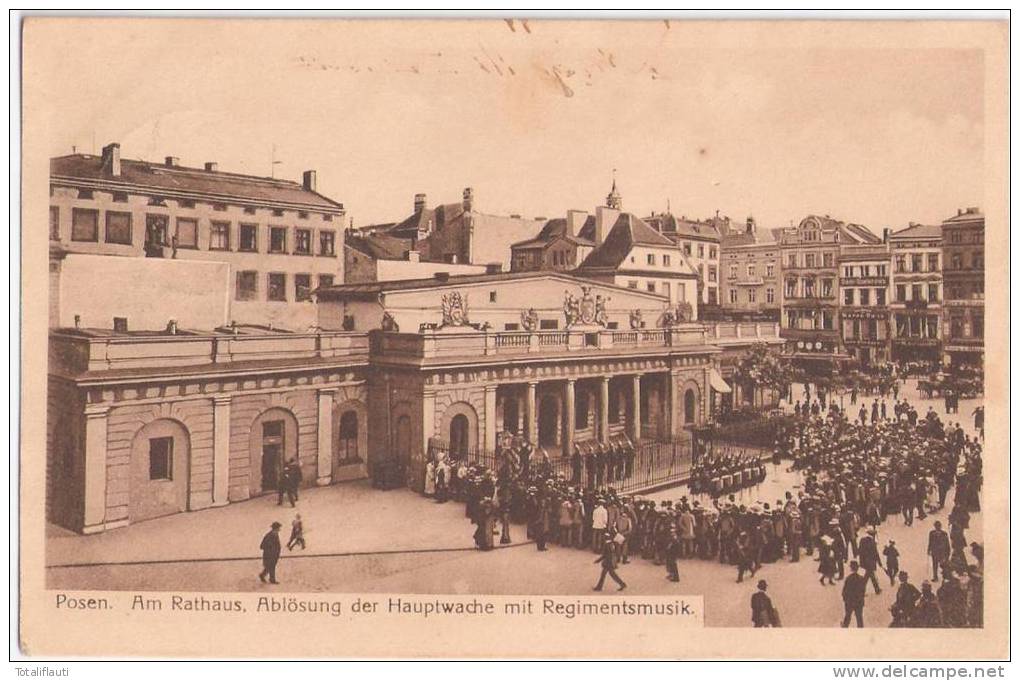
[316, 388, 336, 486]
[599, 377, 610, 442]
[422, 389, 436, 458]
[212, 396, 231, 506]
[82, 404, 110, 534]
[526, 381, 538, 444]
[563, 379, 576, 456]
[668, 371, 680, 437]
[631, 374, 642, 443]
[484, 385, 497, 452]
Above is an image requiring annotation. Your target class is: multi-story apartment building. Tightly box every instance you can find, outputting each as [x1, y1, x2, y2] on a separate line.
[719, 217, 781, 317]
[49, 143, 346, 331]
[645, 211, 722, 306]
[888, 223, 943, 363]
[838, 245, 891, 365]
[779, 215, 881, 371]
[941, 207, 984, 368]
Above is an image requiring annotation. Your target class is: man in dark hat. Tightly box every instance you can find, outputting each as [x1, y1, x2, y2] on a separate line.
[259, 521, 283, 584]
[857, 527, 883, 594]
[891, 571, 920, 627]
[841, 560, 867, 628]
[592, 537, 626, 591]
[751, 580, 778, 627]
[928, 520, 951, 581]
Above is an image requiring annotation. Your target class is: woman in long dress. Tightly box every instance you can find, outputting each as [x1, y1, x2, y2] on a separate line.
[818, 536, 836, 585]
[424, 461, 436, 497]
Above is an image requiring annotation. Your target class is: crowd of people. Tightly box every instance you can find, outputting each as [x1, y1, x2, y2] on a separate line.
[420, 371, 984, 628]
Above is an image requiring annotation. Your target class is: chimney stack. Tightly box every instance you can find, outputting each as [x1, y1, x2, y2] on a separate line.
[414, 193, 427, 213]
[882, 228, 891, 243]
[165, 156, 179, 167]
[303, 170, 317, 192]
[205, 162, 218, 172]
[101, 143, 121, 177]
[594, 206, 620, 245]
[746, 216, 756, 234]
[567, 210, 588, 237]
[462, 187, 474, 212]
[113, 317, 128, 333]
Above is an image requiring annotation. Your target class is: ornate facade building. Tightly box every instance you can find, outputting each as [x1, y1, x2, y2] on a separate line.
[838, 244, 891, 365]
[718, 217, 782, 317]
[888, 223, 943, 363]
[48, 270, 779, 534]
[941, 207, 984, 367]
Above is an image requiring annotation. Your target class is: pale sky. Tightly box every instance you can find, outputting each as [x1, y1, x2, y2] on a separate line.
[31, 19, 986, 233]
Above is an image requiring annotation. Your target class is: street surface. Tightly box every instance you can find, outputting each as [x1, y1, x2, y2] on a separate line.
[47, 379, 984, 627]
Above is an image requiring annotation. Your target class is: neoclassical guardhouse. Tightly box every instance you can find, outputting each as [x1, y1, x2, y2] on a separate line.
[47, 271, 780, 534]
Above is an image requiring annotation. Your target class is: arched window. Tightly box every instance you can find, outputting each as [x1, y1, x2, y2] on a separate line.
[684, 389, 697, 424]
[337, 410, 360, 463]
[450, 414, 470, 457]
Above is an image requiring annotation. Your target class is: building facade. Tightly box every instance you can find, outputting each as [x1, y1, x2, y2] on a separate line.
[48, 270, 779, 534]
[838, 245, 891, 365]
[888, 223, 943, 363]
[50, 143, 346, 331]
[941, 207, 984, 368]
[778, 215, 881, 371]
[719, 219, 781, 316]
[645, 212, 722, 307]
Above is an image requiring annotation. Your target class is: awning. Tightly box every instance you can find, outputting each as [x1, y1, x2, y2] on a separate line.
[709, 368, 731, 393]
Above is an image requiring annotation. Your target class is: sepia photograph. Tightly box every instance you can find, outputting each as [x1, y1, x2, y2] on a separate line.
[14, 12, 1010, 662]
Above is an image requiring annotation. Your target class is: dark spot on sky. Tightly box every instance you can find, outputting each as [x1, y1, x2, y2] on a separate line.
[699, 148, 708, 156]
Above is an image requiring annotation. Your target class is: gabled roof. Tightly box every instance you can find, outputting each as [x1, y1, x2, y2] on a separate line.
[511, 218, 596, 249]
[345, 233, 414, 260]
[579, 213, 679, 270]
[889, 223, 942, 240]
[645, 213, 722, 241]
[50, 154, 344, 211]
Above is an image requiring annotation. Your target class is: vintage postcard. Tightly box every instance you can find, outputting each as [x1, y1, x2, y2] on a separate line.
[16, 16, 1009, 659]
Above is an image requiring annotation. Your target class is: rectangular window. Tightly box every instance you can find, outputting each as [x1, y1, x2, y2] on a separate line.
[765, 288, 775, 304]
[844, 289, 854, 306]
[627, 280, 638, 289]
[244, 206, 257, 215]
[49, 206, 60, 240]
[175, 217, 198, 248]
[822, 310, 834, 330]
[896, 285, 906, 302]
[927, 254, 939, 272]
[765, 264, 774, 278]
[861, 265, 871, 277]
[823, 253, 833, 267]
[210, 221, 230, 250]
[707, 287, 717, 305]
[951, 253, 962, 269]
[236, 271, 257, 301]
[911, 255, 923, 272]
[876, 289, 886, 306]
[747, 264, 756, 277]
[697, 244, 704, 258]
[709, 246, 717, 258]
[805, 253, 816, 268]
[785, 280, 797, 298]
[112, 191, 128, 203]
[318, 274, 334, 289]
[678, 283, 686, 302]
[212, 203, 227, 212]
[895, 256, 906, 272]
[729, 265, 738, 279]
[804, 279, 815, 297]
[105, 211, 132, 245]
[320, 230, 336, 256]
[295, 273, 312, 302]
[71, 208, 99, 242]
[972, 314, 983, 339]
[272, 209, 284, 217]
[663, 255, 671, 267]
[149, 437, 173, 481]
[504, 323, 520, 331]
[748, 289, 757, 303]
[928, 284, 939, 302]
[729, 289, 738, 304]
[240, 224, 258, 251]
[821, 279, 833, 297]
[646, 253, 656, 266]
[708, 266, 717, 283]
[539, 319, 559, 330]
[860, 289, 870, 306]
[912, 284, 923, 302]
[972, 252, 983, 269]
[788, 254, 797, 268]
[876, 264, 887, 276]
[269, 226, 288, 253]
[180, 199, 196, 209]
[843, 266, 853, 278]
[646, 282, 656, 293]
[323, 213, 334, 222]
[268, 273, 287, 301]
[683, 242, 692, 255]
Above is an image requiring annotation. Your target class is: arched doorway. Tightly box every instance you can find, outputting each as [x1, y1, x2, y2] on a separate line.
[130, 418, 190, 522]
[249, 407, 299, 496]
[684, 389, 698, 425]
[450, 414, 470, 456]
[538, 395, 559, 447]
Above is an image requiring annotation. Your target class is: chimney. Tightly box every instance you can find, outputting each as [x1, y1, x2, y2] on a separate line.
[746, 216, 756, 234]
[113, 317, 128, 333]
[101, 143, 121, 176]
[414, 193, 427, 213]
[485, 263, 502, 274]
[205, 162, 218, 172]
[406, 250, 421, 263]
[594, 206, 620, 245]
[882, 228, 891, 243]
[303, 170, 317, 192]
[165, 156, 179, 167]
[966, 206, 979, 214]
[567, 210, 588, 237]
[462, 187, 474, 212]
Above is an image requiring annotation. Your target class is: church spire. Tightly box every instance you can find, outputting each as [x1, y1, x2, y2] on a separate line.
[606, 169, 622, 210]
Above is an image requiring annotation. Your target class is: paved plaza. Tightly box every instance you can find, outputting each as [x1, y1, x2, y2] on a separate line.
[47, 379, 983, 627]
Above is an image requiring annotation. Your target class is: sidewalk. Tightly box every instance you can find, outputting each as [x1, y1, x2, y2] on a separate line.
[46, 481, 487, 567]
